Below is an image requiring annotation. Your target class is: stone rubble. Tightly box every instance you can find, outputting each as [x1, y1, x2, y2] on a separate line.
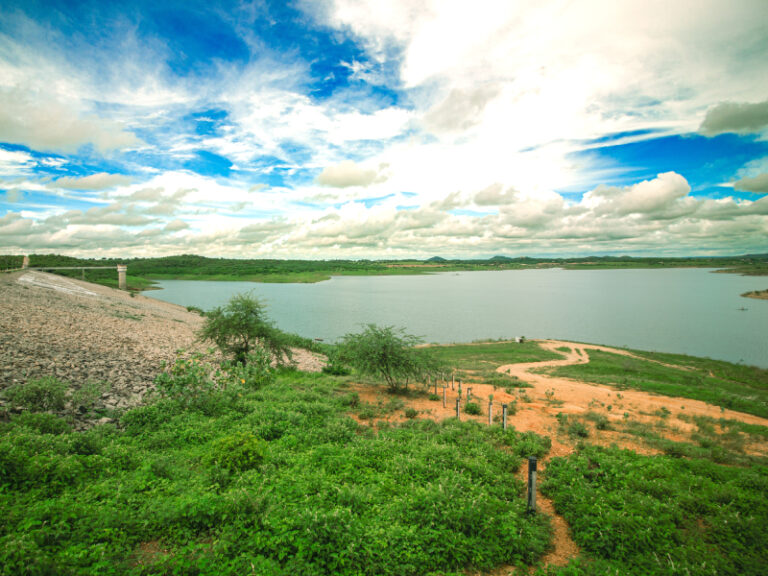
[0, 271, 325, 427]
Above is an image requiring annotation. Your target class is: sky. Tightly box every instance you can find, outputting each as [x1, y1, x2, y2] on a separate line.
[1, 0, 767, 259]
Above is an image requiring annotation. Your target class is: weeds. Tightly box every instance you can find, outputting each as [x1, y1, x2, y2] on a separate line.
[0, 371, 552, 575]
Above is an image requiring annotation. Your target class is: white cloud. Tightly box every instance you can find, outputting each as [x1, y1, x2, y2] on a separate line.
[316, 161, 386, 188]
[0, 148, 35, 176]
[50, 173, 132, 190]
[164, 219, 189, 232]
[734, 173, 768, 194]
[0, 88, 141, 153]
[583, 172, 692, 217]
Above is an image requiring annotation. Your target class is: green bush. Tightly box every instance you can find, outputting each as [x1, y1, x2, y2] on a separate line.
[199, 293, 291, 365]
[11, 412, 71, 435]
[322, 350, 351, 375]
[2, 376, 68, 412]
[404, 407, 418, 419]
[208, 432, 267, 472]
[464, 402, 482, 415]
[225, 347, 274, 389]
[567, 421, 590, 438]
[338, 324, 434, 390]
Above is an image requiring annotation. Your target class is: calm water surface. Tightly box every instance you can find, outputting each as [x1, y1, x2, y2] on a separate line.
[147, 269, 768, 367]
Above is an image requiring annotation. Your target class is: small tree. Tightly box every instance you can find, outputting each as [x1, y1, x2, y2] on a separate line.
[199, 293, 291, 365]
[339, 324, 432, 391]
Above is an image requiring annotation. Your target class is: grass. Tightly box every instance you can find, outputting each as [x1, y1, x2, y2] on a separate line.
[540, 349, 768, 419]
[0, 369, 552, 575]
[541, 445, 768, 575]
[429, 341, 562, 371]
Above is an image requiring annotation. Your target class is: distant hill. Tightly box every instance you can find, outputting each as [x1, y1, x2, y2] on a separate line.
[425, 256, 447, 262]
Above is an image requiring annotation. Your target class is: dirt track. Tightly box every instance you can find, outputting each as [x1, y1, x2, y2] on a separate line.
[351, 339, 768, 570]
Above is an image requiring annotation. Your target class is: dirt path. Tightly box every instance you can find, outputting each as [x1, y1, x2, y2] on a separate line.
[498, 340, 768, 429]
[351, 338, 768, 572]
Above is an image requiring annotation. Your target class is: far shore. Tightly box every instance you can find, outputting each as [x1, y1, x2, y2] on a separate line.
[742, 289, 768, 300]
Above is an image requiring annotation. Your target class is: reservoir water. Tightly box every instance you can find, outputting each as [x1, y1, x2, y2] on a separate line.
[146, 268, 768, 368]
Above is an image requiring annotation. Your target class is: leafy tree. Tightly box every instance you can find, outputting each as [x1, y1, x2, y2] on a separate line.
[199, 293, 291, 365]
[339, 324, 432, 390]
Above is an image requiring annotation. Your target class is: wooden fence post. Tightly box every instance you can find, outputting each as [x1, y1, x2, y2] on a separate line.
[456, 398, 461, 420]
[527, 457, 537, 514]
[502, 404, 508, 430]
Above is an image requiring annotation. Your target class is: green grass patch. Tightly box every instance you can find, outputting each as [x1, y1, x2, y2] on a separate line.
[429, 341, 562, 371]
[540, 349, 768, 419]
[541, 445, 768, 575]
[0, 371, 552, 575]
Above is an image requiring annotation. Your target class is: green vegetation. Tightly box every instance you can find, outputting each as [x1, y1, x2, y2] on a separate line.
[540, 349, 768, 418]
[0, 369, 552, 575]
[429, 340, 561, 371]
[2, 376, 67, 412]
[464, 401, 482, 415]
[5, 253, 766, 290]
[338, 324, 437, 391]
[0, 254, 24, 270]
[742, 289, 768, 299]
[541, 445, 768, 575]
[199, 293, 292, 365]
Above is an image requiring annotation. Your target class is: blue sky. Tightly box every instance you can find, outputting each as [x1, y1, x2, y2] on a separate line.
[1, 0, 767, 258]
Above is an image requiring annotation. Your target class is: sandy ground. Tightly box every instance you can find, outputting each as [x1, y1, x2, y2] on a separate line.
[348, 339, 768, 571]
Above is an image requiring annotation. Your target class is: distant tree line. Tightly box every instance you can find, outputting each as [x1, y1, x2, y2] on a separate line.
[2, 253, 766, 286]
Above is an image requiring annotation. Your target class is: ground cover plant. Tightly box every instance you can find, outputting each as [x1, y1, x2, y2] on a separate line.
[429, 341, 562, 371]
[540, 349, 768, 418]
[0, 366, 552, 575]
[540, 445, 768, 575]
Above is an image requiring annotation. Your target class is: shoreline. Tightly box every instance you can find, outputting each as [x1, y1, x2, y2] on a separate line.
[742, 289, 768, 300]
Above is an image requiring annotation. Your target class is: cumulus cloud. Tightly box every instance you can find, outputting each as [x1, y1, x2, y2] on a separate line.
[734, 173, 768, 194]
[583, 172, 692, 217]
[50, 172, 133, 190]
[699, 99, 768, 136]
[474, 183, 518, 206]
[316, 161, 386, 188]
[0, 89, 141, 153]
[164, 219, 189, 232]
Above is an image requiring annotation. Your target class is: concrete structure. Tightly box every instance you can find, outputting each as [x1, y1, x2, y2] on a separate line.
[117, 265, 128, 291]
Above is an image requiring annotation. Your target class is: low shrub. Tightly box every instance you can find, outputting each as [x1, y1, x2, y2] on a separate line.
[464, 402, 482, 415]
[12, 412, 71, 435]
[3, 376, 67, 412]
[208, 432, 267, 472]
[404, 407, 418, 419]
[567, 421, 590, 438]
